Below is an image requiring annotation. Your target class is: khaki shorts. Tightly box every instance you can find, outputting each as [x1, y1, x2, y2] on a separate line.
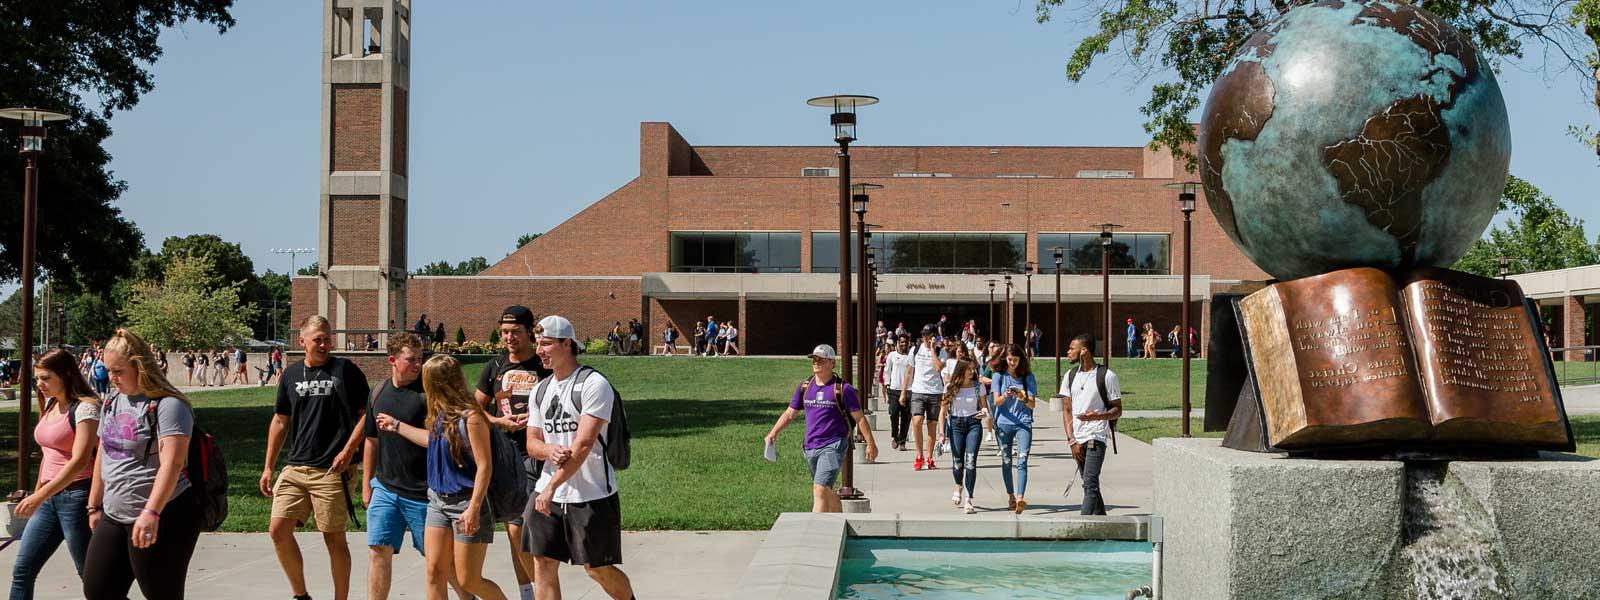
[271, 465, 355, 532]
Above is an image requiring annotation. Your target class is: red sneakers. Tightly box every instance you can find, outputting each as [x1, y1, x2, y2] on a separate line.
[914, 455, 925, 471]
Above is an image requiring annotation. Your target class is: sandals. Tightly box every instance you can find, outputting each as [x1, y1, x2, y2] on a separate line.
[1014, 498, 1028, 514]
[963, 501, 976, 514]
[952, 489, 963, 505]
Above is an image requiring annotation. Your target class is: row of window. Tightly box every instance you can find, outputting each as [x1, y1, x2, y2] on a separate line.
[668, 231, 1172, 274]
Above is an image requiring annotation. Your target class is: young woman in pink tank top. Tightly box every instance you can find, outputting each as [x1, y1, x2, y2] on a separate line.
[9, 348, 100, 600]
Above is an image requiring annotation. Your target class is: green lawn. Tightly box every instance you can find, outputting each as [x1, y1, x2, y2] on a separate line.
[0, 356, 1591, 532]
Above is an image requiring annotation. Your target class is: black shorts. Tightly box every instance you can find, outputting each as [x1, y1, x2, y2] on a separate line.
[521, 492, 623, 567]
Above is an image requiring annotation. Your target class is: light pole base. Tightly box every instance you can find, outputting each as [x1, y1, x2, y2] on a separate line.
[865, 412, 881, 431]
[3, 498, 29, 538]
[841, 497, 872, 514]
[853, 442, 872, 464]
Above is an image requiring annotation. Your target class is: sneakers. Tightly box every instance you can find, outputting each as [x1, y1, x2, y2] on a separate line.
[914, 455, 925, 471]
[926, 458, 936, 470]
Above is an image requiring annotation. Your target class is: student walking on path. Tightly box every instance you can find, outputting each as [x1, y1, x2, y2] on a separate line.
[1063, 333, 1123, 515]
[474, 306, 551, 600]
[360, 333, 473, 600]
[262, 316, 370, 600]
[899, 325, 947, 472]
[83, 329, 202, 600]
[521, 316, 635, 600]
[991, 344, 1037, 514]
[765, 344, 879, 513]
[882, 337, 912, 451]
[935, 358, 989, 514]
[375, 355, 510, 600]
[10, 350, 100, 600]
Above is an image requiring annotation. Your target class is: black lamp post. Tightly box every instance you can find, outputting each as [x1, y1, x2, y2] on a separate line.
[1, 107, 70, 500]
[1023, 261, 1034, 355]
[1096, 223, 1122, 366]
[1003, 274, 1014, 344]
[852, 184, 880, 411]
[56, 307, 65, 347]
[987, 279, 997, 340]
[808, 94, 877, 388]
[1497, 255, 1510, 280]
[1052, 246, 1064, 384]
[1167, 181, 1200, 437]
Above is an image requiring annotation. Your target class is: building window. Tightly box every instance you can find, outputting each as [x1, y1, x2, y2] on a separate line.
[1036, 232, 1170, 275]
[812, 232, 1025, 274]
[670, 231, 801, 273]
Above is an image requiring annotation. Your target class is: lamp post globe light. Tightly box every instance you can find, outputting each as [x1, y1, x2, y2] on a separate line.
[1052, 246, 1065, 385]
[808, 94, 877, 390]
[0, 106, 70, 499]
[1166, 181, 1201, 437]
[1497, 255, 1510, 280]
[1095, 223, 1122, 366]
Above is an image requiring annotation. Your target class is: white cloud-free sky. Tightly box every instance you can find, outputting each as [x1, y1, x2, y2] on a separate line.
[86, 1, 1600, 277]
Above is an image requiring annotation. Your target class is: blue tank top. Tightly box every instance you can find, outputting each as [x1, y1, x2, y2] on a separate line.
[427, 418, 476, 495]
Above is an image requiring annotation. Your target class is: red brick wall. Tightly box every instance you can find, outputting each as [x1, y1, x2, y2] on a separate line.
[1564, 295, 1586, 361]
[390, 197, 407, 270]
[691, 146, 1145, 179]
[331, 84, 382, 171]
[291, 277, 319, 331]
[344, 289, 379, 332]
[404, 277, 642, 346]
[329, 196, 380, 266]
[392, 87, 407, 177]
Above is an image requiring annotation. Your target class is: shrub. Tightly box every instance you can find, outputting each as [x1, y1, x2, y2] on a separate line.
[584, 338, 609, 355]
[455, 327, 466, 345]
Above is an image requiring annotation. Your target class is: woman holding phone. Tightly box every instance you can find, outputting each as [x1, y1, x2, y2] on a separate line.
[991, 344, 1038, 513]
[10, 349, 100, 600]
[376, 355, 508, 600]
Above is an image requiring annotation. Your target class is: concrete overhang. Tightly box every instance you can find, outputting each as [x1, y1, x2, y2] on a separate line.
[642, 272, 1211, 303]
[1509, 265, 1600, 304]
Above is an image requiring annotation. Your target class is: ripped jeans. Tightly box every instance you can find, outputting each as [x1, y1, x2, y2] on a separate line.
[995, 423, 1033, 498]
[948, 415, 982, 498]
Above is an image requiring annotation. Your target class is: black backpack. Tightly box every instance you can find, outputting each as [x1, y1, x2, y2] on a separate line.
[141, 397, 229, 531]
[1066, 365, 1119, 454]
[533, 366, 631, 473]
[485, 418, 530, 522]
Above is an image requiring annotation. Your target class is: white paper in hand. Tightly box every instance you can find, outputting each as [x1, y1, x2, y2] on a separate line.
[763, 441, 779, 463]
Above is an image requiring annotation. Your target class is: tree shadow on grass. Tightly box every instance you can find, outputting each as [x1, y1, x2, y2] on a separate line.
[626, 397, 788, 440]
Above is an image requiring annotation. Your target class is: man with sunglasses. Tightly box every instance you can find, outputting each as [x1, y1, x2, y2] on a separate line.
[764, 344, 878, 513]
[474, 305, 552, 600]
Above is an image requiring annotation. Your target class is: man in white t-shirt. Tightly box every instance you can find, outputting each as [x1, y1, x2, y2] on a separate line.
[882, 336, 913, 451]
[1061, 333, 1122, 516]
[524, 315, 634, 600]
[899, 325, 948, 471]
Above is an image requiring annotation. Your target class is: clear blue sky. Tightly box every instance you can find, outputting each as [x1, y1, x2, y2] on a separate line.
[96, 1, 1600, 277]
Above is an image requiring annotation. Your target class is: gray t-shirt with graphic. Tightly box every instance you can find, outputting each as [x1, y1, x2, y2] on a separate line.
[98, 393, 193, 524]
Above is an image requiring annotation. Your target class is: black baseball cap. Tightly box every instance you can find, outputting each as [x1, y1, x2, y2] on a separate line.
[499, 305, 535, 327]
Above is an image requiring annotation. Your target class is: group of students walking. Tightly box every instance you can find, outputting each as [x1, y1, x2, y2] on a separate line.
[776, 323, 1123, 517]
[8, 308, 633, 600]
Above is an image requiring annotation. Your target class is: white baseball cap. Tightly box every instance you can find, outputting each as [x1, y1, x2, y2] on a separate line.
[808, 344, 838, 361]
[536, 315, 577, 340]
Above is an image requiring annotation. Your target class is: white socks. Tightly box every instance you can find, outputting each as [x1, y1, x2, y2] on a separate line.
[520, 583, 534, 600]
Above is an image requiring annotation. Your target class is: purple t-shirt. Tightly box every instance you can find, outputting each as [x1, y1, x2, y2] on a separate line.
[789, 377, 861, 450]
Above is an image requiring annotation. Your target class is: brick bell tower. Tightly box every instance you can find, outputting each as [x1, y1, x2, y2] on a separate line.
[316, 0, 410, 348]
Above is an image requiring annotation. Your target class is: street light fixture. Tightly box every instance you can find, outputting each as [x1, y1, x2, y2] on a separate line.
[1003, 274, 1014, 344]
[987, 279, 997, 340]
[1, 106, 70, 500]
[1023, 261, 1034, 355]
[852, 183, 881, 429]
[808, 94, 877, 391]
[1052, 246, 1065, 385]
[1166, 181, 1201, 437]
[1497, 255, 1510, 280]
[1095, 223, 1123, 366]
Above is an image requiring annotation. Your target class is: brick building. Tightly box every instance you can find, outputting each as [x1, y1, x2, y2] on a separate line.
[293, 117, 1269, 358]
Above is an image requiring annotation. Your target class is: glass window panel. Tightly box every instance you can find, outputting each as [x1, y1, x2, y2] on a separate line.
[703, 232, 735, 270]
[769, 233, 801, 271]
[736, 232, 767, 270]
[1037, 234, 1071, 272]
[953, 233, 989, 270]
[919, 234, 955, 272]
[1107, 233, 1136, 270]
[992, 234, 1026, 272]
[886, 233, 918, 273]
[1069, 233, 1101, 272]
[812, 232, 839, 273]
[1135, 234, 1170, 273]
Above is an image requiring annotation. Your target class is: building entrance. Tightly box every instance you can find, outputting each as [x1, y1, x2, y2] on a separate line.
[876, 303, 997, 342]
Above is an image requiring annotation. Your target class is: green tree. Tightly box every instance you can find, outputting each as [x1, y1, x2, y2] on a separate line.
[123, 254, 254, 350]
[0, 2, 235, 290]
[297, 261, 319, 277]
[1034, 0, 1600, 169]
[517, 233, 542, 248]
[455, 326, 466, 345]
[412, 257, 489, 276]
[1454, 175, 1600, 276]
[257, 270, 292, 342]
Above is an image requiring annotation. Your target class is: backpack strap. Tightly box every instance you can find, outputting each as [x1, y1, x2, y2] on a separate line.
[1096, 365, 1119, 454]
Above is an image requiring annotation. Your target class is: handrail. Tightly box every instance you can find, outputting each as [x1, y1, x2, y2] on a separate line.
[1547, 345, 1599, 385]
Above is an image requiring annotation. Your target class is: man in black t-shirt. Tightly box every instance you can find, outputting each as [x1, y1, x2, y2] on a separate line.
[360, 332, 469, 600]
[474, 305, 552, 599]
[263, 315, 370, 600]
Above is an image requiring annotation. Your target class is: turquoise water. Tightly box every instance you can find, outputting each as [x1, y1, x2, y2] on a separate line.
[836, 538, 1152, 599]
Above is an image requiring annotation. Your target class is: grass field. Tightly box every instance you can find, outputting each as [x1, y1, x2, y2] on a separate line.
[0, 355, 1592, 532]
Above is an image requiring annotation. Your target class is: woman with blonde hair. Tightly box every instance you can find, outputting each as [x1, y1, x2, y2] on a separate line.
[9, 349, 101, 599]
[83, 329, 200, 600]
[1142, 322, 1158, 359]
[935, 358, 990, 514]
[375, 355, 508, 600]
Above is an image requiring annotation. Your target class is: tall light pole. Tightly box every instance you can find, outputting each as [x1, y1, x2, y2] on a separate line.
[1167, 182, 1200, 437]
[273, 248, 316, 342]
[852, 184, 880, 411]
[1096, 223, 1122, 366]
[1, 106, 70, 499]
[1053, 246, 1064, 384]
[987, 279, 997, 340]
[808, 94, 877, 388]
[1024, 261, 1034, 354]
[1003, 274, 1014, 344]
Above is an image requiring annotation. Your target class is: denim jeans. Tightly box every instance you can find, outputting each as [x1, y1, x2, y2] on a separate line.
[1080, 440, 1108, 515]
[995, 423, 1033, 498]
[10, 485, 91, 600]
[948, 416, 982, 498]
